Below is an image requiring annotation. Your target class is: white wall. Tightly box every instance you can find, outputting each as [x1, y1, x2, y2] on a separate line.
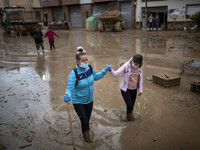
[80, 0, 92, 4]
[136, 0, 200, 22]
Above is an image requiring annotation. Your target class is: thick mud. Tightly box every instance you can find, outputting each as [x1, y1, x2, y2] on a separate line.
[0, 28, 200, 150]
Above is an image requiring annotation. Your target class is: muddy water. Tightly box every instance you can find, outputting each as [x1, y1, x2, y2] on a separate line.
[0, 28, 200, 150]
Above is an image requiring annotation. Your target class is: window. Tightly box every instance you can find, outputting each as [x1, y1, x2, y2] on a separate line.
[186, 5, 200, 18]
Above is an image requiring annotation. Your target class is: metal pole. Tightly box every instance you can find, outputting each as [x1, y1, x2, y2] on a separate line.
[145, 0, 148, 30]
[164, 11, 166, 30]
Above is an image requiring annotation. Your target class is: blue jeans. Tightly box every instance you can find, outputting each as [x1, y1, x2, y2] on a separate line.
[149, 22, 153, 28]
[155, 21, 159, 29]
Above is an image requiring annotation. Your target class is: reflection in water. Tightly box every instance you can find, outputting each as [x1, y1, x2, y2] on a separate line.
[140, 37, 167, 55]
[0, 28, 200, 150]
[86, 32, 99, 47]
[35, 55, 48, 81]
[42, 73, 47, 81]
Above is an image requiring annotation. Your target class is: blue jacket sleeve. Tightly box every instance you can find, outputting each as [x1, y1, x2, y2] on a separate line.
[92, 68, 107, 81]
[65, 70, 76, 99]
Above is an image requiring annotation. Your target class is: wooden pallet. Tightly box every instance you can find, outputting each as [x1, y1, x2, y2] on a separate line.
[152, 73, 181, 87]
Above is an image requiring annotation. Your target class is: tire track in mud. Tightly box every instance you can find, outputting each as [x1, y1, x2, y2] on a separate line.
[43, 104, 126, 149]
[43, 92, 163, 149]
[90, 106, 126, 149]
[43, 109, 73, 145]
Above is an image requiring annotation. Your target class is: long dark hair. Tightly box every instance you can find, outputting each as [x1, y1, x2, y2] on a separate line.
[133, 54, 143, 67]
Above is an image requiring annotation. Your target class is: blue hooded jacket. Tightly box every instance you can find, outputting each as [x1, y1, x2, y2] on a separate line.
[65, 64, 108, 104]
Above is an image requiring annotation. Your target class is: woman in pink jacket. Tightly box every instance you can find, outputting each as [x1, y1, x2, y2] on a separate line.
[109, 54, 143, 121]
[44, 27, 59, 50]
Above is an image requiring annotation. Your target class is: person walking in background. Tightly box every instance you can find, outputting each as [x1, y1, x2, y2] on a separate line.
[109, 54, 143, 121]
[154, 14, 160, 30]
[31, 27, 44, 54]
[44, 27, 59, 50]
[64, 46, 112, 143]
[148, 13, 154, 30]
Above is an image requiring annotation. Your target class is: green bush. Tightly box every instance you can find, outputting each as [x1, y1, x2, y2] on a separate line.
[190, 11, 200, 31]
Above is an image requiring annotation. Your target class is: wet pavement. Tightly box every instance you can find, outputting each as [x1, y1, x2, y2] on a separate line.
[0, 28, 200, 150]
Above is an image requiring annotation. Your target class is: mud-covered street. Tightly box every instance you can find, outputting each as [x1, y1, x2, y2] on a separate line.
[0, 28, 200, 150]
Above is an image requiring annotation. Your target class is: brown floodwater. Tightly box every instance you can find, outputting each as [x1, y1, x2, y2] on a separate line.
[0, 28, 200, 150]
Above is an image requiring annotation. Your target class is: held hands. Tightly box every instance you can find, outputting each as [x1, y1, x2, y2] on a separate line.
[63, 93, 70, 102]
[107, 65, 112, 72]
[105, 65, 112, 72]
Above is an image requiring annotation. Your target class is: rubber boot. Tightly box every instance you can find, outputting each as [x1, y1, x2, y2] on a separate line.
[127, 113, 134, 121]
[83, 131, 91, 143]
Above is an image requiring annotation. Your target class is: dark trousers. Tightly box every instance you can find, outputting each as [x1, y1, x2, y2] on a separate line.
[73, 101, 93, 133]
[121, 89, 137, 114]
[49, 40, 55, 50]
[36, 42, 44, 50]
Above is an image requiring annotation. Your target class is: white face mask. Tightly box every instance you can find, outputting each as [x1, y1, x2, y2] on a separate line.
[80, 62, 88, 69]
[132, 62, 139, 69]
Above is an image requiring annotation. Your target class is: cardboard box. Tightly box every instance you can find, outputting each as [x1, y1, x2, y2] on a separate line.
[152, 73, 181, 87]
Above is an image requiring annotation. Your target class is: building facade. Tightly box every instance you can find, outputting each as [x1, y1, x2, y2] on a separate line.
[0, 0, 41, 9]
[1, 0, 199, 29]
[136, 0, 200, 29]
[0, 0, 41, 26]
[40, 0, 136, 28]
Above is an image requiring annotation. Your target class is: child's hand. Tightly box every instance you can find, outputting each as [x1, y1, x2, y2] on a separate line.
[138, 93, 142, 96]
[105, 65, 112, 72]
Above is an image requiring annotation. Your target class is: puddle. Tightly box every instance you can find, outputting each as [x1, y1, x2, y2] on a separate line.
[0, 28, 200, 150]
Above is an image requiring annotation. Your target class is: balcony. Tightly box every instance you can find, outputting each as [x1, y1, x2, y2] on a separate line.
[92, 0, 116, 3]
[41, 0, 62, 7]
[62, 0, 80, 5]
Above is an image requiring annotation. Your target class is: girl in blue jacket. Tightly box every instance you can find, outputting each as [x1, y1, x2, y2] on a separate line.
[64, 46, 111, 143]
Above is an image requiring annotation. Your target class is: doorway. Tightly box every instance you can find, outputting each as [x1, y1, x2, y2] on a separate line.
[142, 6, 168, 30]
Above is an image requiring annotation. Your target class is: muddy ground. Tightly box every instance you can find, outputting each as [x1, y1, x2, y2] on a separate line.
[0, 28, 200, 150]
